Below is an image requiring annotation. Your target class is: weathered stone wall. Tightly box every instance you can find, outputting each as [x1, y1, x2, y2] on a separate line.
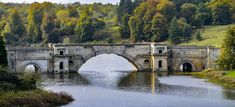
[6, 47, 53, 72]
[169, 46, 220, 72]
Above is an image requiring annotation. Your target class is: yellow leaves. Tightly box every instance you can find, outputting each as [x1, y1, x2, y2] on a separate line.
[56, 10, 69, 21]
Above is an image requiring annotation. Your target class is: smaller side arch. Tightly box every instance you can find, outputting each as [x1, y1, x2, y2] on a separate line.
[24, 63, 41, 72]
[179, 61, 195, 72]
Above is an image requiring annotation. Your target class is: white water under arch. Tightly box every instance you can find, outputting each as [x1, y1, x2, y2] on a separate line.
[78, 54, 137, 87]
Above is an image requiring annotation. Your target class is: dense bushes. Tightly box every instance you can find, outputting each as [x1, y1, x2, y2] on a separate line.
[0, 69, 38, 91]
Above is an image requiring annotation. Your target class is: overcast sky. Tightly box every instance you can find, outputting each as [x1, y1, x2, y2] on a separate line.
[0, 0, 120, 4]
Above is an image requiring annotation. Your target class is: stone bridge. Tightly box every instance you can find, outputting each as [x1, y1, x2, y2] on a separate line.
[6, 44, 220, 73]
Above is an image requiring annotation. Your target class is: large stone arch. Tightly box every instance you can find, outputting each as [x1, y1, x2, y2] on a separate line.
[67, 45, 149, 72]
[73, 53, 141, 72]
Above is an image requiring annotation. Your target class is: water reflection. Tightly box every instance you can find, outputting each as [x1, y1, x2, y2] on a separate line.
[41, 73, 89, 86]
[117, 72, 158, 94]
[41, 72, 235, 100]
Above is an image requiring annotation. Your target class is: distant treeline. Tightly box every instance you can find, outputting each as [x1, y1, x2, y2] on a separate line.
[0, 0, 234, 45]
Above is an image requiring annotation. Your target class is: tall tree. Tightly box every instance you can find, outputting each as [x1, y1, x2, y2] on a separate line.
[129, 2, 147, 42]
[195, 3, 212, 28]
[117, 0, 133, 22]
[182, 23, 192, 41]
[1, 22, 14, 44]
[157, 0, 176, 23]
[195, 30, 202, 41]
[210, 0, 231, 25]
[168, 17, 181, 44]
[180, 3, 196, 26]
[41, 13, 55, 44]
[8, 8, 25, 37]
[120, 14, 131, 38]
[0, 36, 7, 66]
[118, 0, 134, 38]
[217, 26, 235, 70]
[151, 13, 168, 42]
[27, 3, 44, 43]
[74, 8, 94, 42]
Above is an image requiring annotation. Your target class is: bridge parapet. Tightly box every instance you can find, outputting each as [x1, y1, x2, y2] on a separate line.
[6, 44, 220, 73]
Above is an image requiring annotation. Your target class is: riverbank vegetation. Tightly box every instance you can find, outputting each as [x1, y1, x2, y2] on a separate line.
[192, 69, 235, 89]
[0, 36, 74, 106]
[191, 26, 235, 89]
[0, 67, 74, 106]
[0, 0, 234, 45]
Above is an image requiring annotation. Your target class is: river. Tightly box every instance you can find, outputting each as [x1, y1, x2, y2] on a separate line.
[40, 54, 235, 107]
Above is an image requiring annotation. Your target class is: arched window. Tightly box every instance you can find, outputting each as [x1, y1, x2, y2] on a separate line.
[158, 60, 162, 68]
[144, 59, 149, 64]
[11, 61, 14, 69]
[59, 62, 64, 70]
[60, 51, 64, 55]
[159, 50, 163, 54]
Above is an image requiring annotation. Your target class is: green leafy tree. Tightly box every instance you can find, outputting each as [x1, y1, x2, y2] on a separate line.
[117, 0, 133, 22]
[195, 3, 212, 28]
[195, 30, 202, 41]
[129, 16, 143, 42]
[74, 8, 94, 42]
[0, 36, 7, 66]
[182, 23, 192, 41]
[168, 17, 181, 44]
[151, 13, 168, 42]
[180, 3, 196, 26]
[27, 3, 44, 43]
[8, 8, 25, 37]
[41, 13, 55, 44]
[120, 14, 131, 38]
[157, 0, 176, 22]
[217, 26, 235, 70]
[1, 22, 14, 44]
[210, 0, 231, 25]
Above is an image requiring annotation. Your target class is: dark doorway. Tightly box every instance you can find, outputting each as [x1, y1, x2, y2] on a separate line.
[60, 51, 64, 55]
[159, 50, 163, 54]
[60, 62, 64, 70]
[182, 62, 193, 72]
[158, 60, 162, 68]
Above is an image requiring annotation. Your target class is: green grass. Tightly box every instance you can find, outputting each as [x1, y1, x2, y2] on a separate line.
[180, 24, 235, 47]
[226, 71, 235, 78]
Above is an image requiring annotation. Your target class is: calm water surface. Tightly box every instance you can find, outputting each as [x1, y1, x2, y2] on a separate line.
[41, 54, 235, 107]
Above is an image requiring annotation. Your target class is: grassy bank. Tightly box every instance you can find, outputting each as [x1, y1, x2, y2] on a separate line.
[179, 24, 235, 47]
[0, 68, 74, 106]
[192, 69, 235, 89]
[0, 89, 74, 107]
